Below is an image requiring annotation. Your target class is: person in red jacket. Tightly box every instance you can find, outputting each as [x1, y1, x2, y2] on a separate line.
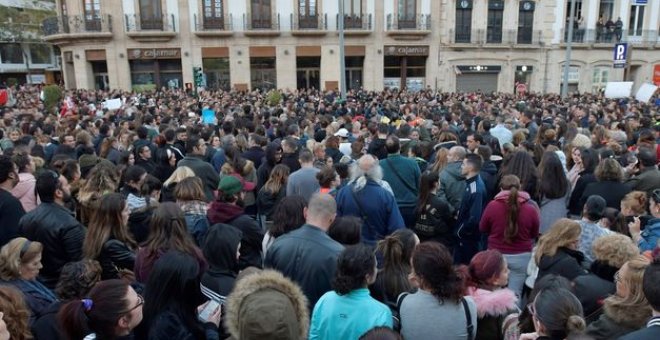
[480, 174, 540, 299]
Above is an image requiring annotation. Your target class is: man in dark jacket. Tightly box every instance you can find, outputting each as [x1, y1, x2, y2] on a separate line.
[619, 257, 660, 340]
[454, 153, 487, 264]
[207, 175, 263, 270]
[178, 134, 220, 202]
[264, 193, 344, 310]
[280, 137, 301, 172]
[336, 155, 405, 245]
[367, 123, 389, 160]
[242, 133, 266, 170]
[626, 147, 660, 196]
[379, 135, 420, 228]
[256, 142, 283, 192]
[438, 146, 467, 212]
[18, 171, 86, 289]
[0, 155, 25, 247]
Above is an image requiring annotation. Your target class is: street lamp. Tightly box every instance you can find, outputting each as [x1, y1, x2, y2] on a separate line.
[338, 0, 346, 100]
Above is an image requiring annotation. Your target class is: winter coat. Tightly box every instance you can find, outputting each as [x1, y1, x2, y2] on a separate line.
[536, 247, 587, 283]
[638, 217, 660, 252]
[264, 224, 343, 310]
[438, 161, 466, 212]
[135, 158, 156, 174]
[11, 172, 37, 212]
[134, 246, 207, 284]
[225, 270, 309, 340]
[147, 310, 219, 340]
[466, 287, 519, 340]
[31, 301, 69, 340]
[128, 203, 157, 245]
[619, 317, 660, 340]
[579, 180, 631, 212]
[625, 167, 660, 196]
[180, 201, 210, 246]
[18, 203, 86, 289]
[480, 190, 540, 254]
[0, 188, 25, 247]
[242, 146, 266, 170]
[96, 238, 136, 280]
[256, 187, 285, 219]
[573, 261, 617, 323]
[480, 161, 499, 201]
[568, 171, 596, 216]
[380, 154, 421, 208]
[2, 279, 57, 325]
[281, 152, 301, 173]
[413, 194, 454, 246]
[207, 201, 264, 269]
[586, 297, 653, 340]
[256, 142, 282, 191]
[539, 190, 570, 234]
[201, 223, 242, 301]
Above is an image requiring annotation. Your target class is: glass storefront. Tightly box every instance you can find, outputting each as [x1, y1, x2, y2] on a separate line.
[251, 57, 277, 91]
[203, 57, 231, 90]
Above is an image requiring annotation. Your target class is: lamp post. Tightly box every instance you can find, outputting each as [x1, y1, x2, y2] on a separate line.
[338, 0, 346, 99]
[561, 0, 577, 98]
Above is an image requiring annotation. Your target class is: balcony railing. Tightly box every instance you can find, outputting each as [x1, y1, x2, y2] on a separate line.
[448, 28, 543, 45]
[244, 13, 280, 30]
[451, 28, 474, 43]
[291, 13, 326, 30]
[562, 28, 658, 45]
[42, 15, 113, 36]
[125, 13, 176, 32]
[337, 14, 371, 30]
[193, 14, 233, 31]
[386, 14, 431, 31]
[508, 29, 543, 45]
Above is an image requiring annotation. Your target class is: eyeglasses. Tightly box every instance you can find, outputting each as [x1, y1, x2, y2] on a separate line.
[122, 294, 144, 314]
[527, 303, 536, 316]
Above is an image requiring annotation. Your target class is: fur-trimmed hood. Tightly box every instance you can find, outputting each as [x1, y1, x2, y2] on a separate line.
[226, 270, 309, 340]
[603, 298, 652, 329]
[467, 287, 519, 318]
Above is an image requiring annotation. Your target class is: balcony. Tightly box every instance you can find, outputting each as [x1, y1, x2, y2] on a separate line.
[448, 28, 543, 47]
[291, 13, 327, 36]
[561, 28, 658, 48]
[125, 14, 177, 42]
[42, 15, 113, 45]
[243, 13, 280, 37]
[193, 14, 233, 37]
[386, 14, 431, 39]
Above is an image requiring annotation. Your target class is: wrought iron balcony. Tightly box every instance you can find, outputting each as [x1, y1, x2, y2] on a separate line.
[125, 13, 176, 32]
[386, 14, 431, 31]
[244, 13, 280, 30]
[42, 14, 113, 36]
[337, 14, 372, 30]
[291, 13, 327, 30]
[193, 14, 233, 30]
[562, 28, 658, 46]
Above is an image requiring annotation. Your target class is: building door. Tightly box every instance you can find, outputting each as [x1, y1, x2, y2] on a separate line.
[296, 57, 320, 89]
[251, 0, 272, 28]
[298, 0, 318, 28]
[139, 0, 163, 29]
[456, 73, 498, 93]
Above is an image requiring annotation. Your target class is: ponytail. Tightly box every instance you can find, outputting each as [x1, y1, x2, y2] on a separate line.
[375, 230, 416, 301]
[500, 175, 521, 244]
[58, 299, 90, 340]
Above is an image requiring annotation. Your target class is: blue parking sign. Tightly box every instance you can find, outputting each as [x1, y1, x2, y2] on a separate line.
[613, 43, 627, 68]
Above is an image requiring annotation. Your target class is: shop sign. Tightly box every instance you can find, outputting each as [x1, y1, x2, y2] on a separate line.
[127, 48, 181, 60]
[457, 65, 502, 72]
[384, 46, 429, 56]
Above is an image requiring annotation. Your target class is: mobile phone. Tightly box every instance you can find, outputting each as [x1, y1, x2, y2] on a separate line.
[198, 300, 221, 323]
[625, 216, 637, 225]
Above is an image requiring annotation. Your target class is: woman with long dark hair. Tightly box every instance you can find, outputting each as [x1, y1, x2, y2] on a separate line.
[413, 171, 453, 246]
[133, 202, 206, 283]
[499, 151, 538, 198]
[256, 164, 290, 230]
[369, 229, 419, 305]
[142, 251, 221, 339]
[480, 174, 540, 299]
[83, 193, 137, 280]
[568, 148, 598, 216]
[58, 279, 143, 340]
[399, 242, 477, 340]
[537, 151, 570, 234]
[310, 244, 392, 340]
[262, 195, 307, 257]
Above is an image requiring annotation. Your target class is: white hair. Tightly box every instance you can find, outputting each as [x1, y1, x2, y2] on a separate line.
[350, 157, 383, 191]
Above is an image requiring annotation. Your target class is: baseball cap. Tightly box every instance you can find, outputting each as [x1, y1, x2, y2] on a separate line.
[334, 128, 349, 138]
[218, 175, 255, 196]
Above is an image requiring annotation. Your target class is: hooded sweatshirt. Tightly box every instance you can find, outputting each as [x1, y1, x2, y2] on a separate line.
[480, 190, 540, 254]
[201, 223, 243, 300]
[256, 142, 282, 191]
[207, 201, 264, 269]
[438, 161, 466, 212]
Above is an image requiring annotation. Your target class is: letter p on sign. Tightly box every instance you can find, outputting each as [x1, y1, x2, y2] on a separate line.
[613, 43, 627, 68]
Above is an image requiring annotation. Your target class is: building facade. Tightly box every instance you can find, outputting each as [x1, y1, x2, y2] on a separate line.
[44, 0, 660, 93]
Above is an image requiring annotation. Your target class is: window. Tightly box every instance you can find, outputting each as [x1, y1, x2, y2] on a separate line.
[139, 0, 163, 29]
[250, 57, 276, 91]
[517, 1, 534, 44]
[30, 44, 51, 64]
[564, 0, 582, 42]
[398, 0, 416, 29]
[455, 0, 472, 43]
[343, 0, 363, 28]
[592, 67, 609, 90]
[598, 0, 614, 21]
[251, 0, 272, 29]
[487, 0, 503, 43]
[203, 0, 224, 29]
[562, 65, 580, 83]
[629, 5, 644, 36]
[0, 44, 24, 64]
[298, 0, 318, 29]
[83, 0, 101, 31]
[203, 57, 230, 90]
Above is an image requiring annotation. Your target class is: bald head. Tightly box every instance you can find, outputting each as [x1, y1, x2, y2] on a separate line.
[358, 154, 377, 173]
[306, 193, 337, 230]
[448, 146, 467, 162]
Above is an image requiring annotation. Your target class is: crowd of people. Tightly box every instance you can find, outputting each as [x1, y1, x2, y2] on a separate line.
[0, 83, 659, 340]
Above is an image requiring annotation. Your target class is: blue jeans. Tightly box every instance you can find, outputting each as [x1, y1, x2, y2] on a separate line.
[503, 252, 532, 305]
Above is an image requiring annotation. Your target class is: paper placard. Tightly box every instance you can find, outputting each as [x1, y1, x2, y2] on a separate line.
[604, 82, 633, 99]
[103, 98, 122, 110]
[635, 83, 658, 102]
[202, 109, 216, 124]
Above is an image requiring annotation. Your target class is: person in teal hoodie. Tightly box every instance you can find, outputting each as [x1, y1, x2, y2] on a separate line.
[309, 244, 393, 340]
[380, 135, 421, 229]
[629, 189, 660, 252]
